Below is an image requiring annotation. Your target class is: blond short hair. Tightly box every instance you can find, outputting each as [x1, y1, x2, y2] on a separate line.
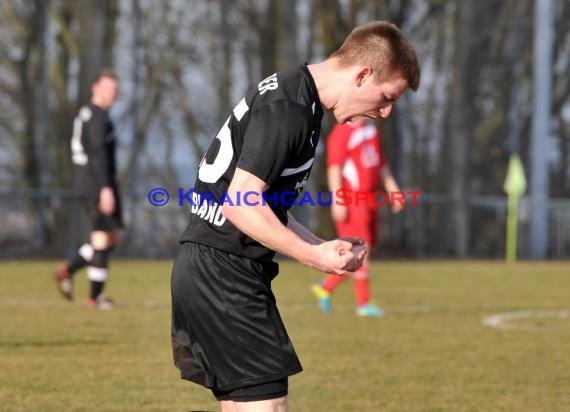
[92, 69, 118, 85]
[331, 21, 420, 91]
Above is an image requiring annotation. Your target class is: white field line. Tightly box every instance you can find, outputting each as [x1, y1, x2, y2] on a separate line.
[482, 310, 570, 332]
[143, 300, 431, 314]
[7, 299, 568, 334]
[2, 298, 72, 307]
[1, 298, 430, 314]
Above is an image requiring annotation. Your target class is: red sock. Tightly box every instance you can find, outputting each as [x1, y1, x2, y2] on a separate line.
[353, 263, 371, 306]
[322, 274, 347, 293]
[354, 277, 370, 306]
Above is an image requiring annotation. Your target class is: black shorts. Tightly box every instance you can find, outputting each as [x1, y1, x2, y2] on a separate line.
[82, 188, 123, 232]
[171, 242, 302, 396]
[212, 377, 288, 402]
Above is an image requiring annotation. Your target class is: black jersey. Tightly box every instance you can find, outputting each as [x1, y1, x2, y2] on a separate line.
[180, 64, 323, 261]
[70, 103, 118, 197]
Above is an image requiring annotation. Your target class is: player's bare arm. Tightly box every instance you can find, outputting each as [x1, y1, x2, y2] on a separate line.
[99, 186, 115, 216]
[327, 164, 348, 222]
[222, 168, 366, 274]
[380, 164, 403, 214]
[286, 212, 324, 245]
[288, 213, 368, 272]
[288, 213, 368, 273]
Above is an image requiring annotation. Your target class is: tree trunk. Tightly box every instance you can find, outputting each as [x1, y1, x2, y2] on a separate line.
[446, 0, 477, 258]
[77, 0, 113, 104]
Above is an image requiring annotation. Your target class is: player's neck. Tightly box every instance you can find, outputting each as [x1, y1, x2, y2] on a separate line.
[307, 58, 349, 112]
[91, 97, 110, 110]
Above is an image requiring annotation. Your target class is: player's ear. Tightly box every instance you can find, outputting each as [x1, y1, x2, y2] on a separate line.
[356, 67, 373, 87]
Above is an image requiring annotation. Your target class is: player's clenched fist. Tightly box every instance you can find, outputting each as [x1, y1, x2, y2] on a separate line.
[306, 238, 368, 275]
[337, 237, 367, 272]
[341, 243, 368, 272]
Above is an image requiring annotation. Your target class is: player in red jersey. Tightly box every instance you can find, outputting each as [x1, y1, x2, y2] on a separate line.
[312, 118, 403, 317]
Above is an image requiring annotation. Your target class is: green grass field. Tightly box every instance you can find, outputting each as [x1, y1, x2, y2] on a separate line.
[1, 260, 569, 412]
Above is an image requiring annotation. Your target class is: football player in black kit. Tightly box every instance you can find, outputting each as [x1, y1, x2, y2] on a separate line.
[171, 21, 421, 411]
[54, 70, 123, 310]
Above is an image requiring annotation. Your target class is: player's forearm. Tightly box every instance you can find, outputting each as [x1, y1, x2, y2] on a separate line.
[222, 203, 365, 274]
[383, 176, 400, 194]
[223, 167, 323, 266]
[287, 212, 324, 245]
[380, 165, 400, 193]
[327, 165, 343, 194]
[222, 202, 317, 264]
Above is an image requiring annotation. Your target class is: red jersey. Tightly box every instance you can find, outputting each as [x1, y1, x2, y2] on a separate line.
[326, 121, 386, 192]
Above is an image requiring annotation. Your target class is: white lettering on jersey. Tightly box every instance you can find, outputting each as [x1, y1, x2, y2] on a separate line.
[294, 173, 310, 197]
[258, 73, 278, 95]
[71, 106, 92, 166]
[190, 192, 226, 226]
[361, 143, 380, 168]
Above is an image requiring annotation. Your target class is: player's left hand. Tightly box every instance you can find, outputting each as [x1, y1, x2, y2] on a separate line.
[338, 236, 365, 246]
[341, 243, 368, 272]
[338, 237, 367, 272]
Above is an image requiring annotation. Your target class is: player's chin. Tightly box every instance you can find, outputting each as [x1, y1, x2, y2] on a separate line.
[345, 114, 375, 123]
[333, 111, 352, 124]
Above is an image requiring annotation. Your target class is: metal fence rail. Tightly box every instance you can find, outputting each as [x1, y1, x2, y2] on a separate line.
[1, 190, 569, 259]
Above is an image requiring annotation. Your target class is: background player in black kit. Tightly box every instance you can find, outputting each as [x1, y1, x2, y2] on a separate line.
[54, 70, 123, 310]
[171, 21, 420, 411]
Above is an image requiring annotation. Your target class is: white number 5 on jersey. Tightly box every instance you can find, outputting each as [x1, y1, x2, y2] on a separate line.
[198, 98, 249, 183]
